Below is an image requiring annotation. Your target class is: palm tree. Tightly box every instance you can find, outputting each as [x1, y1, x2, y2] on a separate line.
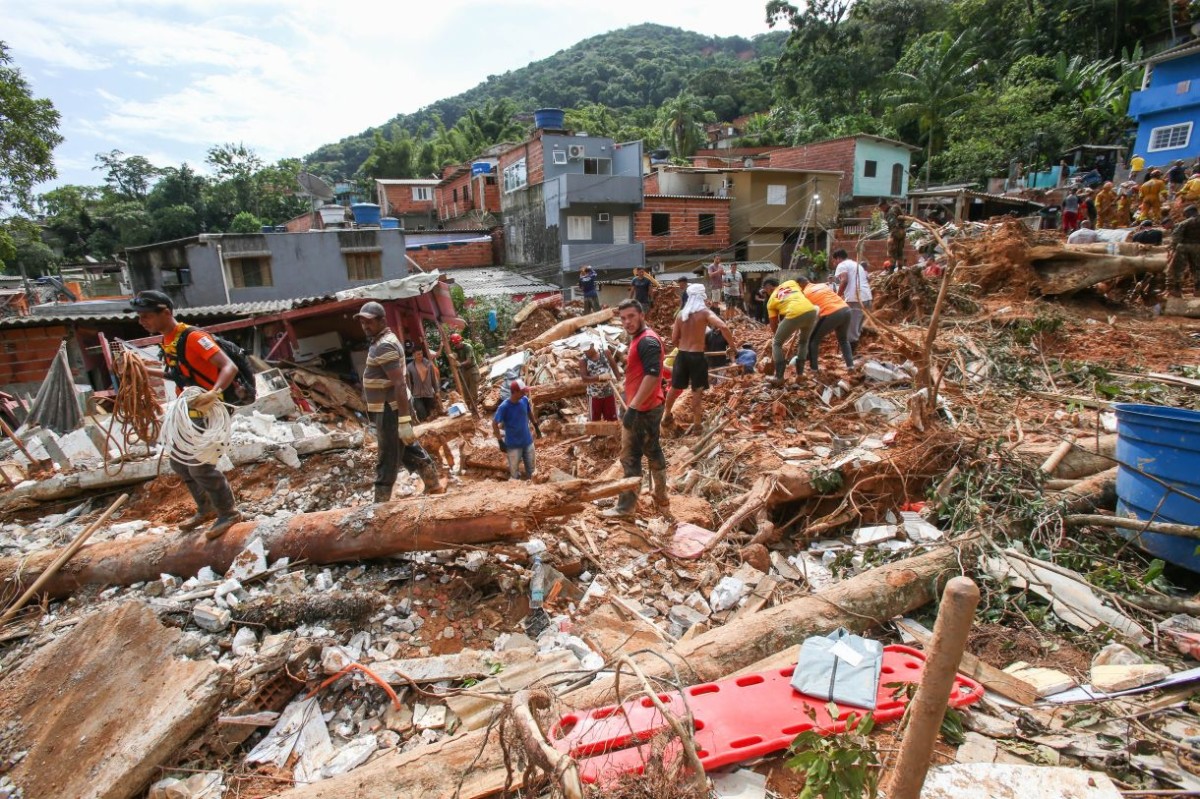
[885, 31, 980, 184]
[656, 94, 709, 159]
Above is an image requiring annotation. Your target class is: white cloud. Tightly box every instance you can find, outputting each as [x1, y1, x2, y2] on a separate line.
[0, 0, 776, 186]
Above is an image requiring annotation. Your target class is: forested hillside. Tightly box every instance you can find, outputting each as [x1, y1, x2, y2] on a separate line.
[304, 24, 787, 178]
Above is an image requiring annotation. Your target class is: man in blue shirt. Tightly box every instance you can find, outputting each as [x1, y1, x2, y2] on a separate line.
[579, 265, 600, 314]
[492, 379, 539, 480]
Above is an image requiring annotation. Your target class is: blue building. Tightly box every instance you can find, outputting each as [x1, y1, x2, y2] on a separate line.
[1129, 40, 1200, 167]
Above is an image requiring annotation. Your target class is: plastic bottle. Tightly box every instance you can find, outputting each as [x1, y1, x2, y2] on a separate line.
[530, 554, 546, 610]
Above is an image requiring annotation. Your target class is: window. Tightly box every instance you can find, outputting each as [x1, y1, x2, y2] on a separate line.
[583, 158, 612, 175]
[503, 158, 528, 192]
[766, 184, 787, 205]
[345, 252, 382, 281]
[452, 188, 458, 202]
[485, 175, 496, 185]
[1149, 122, 1193, 152]
[863, 160, 878, 178]
[891, 163, 904, 196]
[552, 150, 568, 165]
[412, 186, 432, 202]
[651, 213, 671, 236]
[567, 215, 592, 240]
[698, 213, 716, 236]
[228, 256, 273, 288]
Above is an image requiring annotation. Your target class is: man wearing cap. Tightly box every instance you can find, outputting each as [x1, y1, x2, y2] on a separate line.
[604, 299, 670, 519]
[578, 265, 601, 314]
[129, 290, 242, 540]
[492, 379, 539, 480]
[447, 333, 481, 407]
[356, 301, 444, 501]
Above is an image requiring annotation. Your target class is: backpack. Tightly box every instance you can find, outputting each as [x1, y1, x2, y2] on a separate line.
[165, 326, 258, 406]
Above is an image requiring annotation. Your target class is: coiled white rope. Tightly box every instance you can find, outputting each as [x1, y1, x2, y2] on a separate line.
[159, 386, 231, 466]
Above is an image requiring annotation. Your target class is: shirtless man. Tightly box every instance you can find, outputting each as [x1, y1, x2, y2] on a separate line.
[663, 283, 735, 432]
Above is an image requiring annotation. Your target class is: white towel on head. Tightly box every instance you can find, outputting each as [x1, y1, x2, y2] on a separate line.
[680, 283, 708, 321]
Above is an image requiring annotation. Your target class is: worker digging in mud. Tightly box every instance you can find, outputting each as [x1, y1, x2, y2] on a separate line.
[130, 290, 242, 540]
[604, 299, 670, 519]
[762, 277, 818, 386]
[798, 276, 855, 374]
[446, 333, 481, 407]
[356, 301, 444, 501]
[663, 284, 735, 432]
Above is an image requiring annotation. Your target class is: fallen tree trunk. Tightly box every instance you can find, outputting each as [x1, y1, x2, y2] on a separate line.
[1029, 246, 1166, 295]
[512, 294, 563, 326]
[413, 413, 475, 440]
[1163, 297, 1200, 318]
[0, 477, 640, 601]
[1018, 434, 1117, 480]
[484, 379, 589, 411]
[1059, 242, 1166, 257]
[273, 545, 968, 799]
[518, 308, 615, 353]
[1058, 467, 1118, 513]
[1066, 513, 1200, 540]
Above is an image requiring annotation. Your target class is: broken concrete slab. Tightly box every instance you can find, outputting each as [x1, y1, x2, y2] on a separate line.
[1090, 663, 1171, 693]
[1003, 662, 1078, 698]
[0, 602, 229, 799]
[329, 648, 529, 685]
[920, 763, 1122, 798]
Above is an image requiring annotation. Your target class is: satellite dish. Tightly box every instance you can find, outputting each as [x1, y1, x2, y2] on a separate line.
[296, 172, 335, 201]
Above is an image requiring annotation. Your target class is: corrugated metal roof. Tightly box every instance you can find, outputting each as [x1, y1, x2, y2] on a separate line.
[643, 193, 733, 201]
[600, 262, 779, 284]
[0, 294, 338, 329]
[908, 187, 1045, 208]
[441, 267, 560, 298]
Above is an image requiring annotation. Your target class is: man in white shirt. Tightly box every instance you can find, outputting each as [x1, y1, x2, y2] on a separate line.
[1067, 220, 1101, 245]
[833, 248, 872, 354]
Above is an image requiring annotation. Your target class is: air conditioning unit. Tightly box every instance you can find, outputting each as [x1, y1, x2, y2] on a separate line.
[552, 150, 568, 165]
[596, 212, 610, 223]
[568, 144, 586, 160]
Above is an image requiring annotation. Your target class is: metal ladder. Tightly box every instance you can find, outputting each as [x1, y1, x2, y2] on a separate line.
[785, 196, 818, 271]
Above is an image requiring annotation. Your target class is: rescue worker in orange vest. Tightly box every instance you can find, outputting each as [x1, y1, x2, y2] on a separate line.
[602, 299, 670, 519]
[1140, 170, 1167, 224]
[130, 290, 243, 540]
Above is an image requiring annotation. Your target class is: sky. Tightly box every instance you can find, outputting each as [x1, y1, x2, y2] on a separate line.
[2, 0, 776, 191]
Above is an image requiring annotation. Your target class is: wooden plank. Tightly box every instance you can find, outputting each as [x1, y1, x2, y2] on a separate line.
[895, 618, 1038, 706]
[730, 575, 779, 621]
[561, 421, 620, 437]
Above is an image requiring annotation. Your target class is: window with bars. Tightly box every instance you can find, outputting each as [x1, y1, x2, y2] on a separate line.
[651, 213, 671, 236]
[698, 213, 716, 236]
[1149, 122, 1192, 152]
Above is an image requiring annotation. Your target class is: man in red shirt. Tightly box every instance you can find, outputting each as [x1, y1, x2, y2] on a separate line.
[603, 299, 670, 519]
[130, 290, 242, 540]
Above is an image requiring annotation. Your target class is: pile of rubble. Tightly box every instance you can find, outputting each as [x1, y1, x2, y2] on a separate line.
[7, 243, 1200, 799]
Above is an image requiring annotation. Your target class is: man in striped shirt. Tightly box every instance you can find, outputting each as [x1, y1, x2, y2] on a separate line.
[356, 302, 444, 502]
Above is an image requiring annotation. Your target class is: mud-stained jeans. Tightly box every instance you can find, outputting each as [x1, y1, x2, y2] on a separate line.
[619, 404, 666, 477]
[372, 403, 437, 493]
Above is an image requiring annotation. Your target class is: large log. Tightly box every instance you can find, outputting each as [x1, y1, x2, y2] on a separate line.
[517, 307, 615, 352]
[1163, 296, 1200, 318]
[413, 413, 475, 440]
[1028, 246, 1167, 295]
[273, 545, 967, 799]
[512, 294, 563, 326]
[0, 477, 640, 601]
[483, 379, 589, 411]
[1017, 434, 1117, 480]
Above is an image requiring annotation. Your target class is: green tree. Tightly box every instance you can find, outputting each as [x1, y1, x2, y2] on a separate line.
[0, 42, 62, 211]
[3, 218, 58, 277]
[885, 31, 980, 184]
[94, 150, 160, 200]
[152, 204, 202, 240]
[656, 93, 710, 158]
[228, 211, 263, 234]
[358, 127, 415, 180]
[206, 142, 263, 219]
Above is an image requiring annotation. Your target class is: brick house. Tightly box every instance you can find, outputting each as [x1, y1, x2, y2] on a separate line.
[644, 165, 841, 269]
[375, 179, 439, 229]
[497, 124, 644, 285]
[434, 160, 502, 227]
[693, 134, 919, 209]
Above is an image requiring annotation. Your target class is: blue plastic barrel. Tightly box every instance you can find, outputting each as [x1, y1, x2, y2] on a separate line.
[1114, 402, 1200, 571]
[351, 203, 381, 226]
[534, 108, 565, 130]
[379, 217, 400, 229]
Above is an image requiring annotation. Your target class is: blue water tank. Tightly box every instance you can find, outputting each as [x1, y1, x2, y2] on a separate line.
[351, 203, 382, 226]
[260, 225, 275, 234]
[534, 108, 565, 131]
[379, 217, 400, 229]
[471, 161, 494, 176]
[1114, 402, 1200, 571]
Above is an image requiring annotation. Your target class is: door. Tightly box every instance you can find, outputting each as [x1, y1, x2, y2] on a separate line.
[613, 215, 631, 244]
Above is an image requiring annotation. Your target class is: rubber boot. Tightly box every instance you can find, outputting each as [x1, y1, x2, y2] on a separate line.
[651, 468, 671, 516]
[601, 490, 637, 519]
[374, 485, 393, 504]
[419, 464, 446, 495]
[766, 359, 786, 387]
[178, 497, 215, 532]
[205, 481, 242, 541]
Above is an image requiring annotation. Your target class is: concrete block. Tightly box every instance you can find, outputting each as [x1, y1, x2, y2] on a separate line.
[57, 428, 103, 467]
[29, 430, 70, 469]
[193, 604, 232, 633]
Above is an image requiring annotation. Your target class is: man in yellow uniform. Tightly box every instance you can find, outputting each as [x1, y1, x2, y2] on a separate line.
[1130, 154, 1145, 179]
[1094, 182, 1117, 228]
[1180, 169, 1200, 209]
[761, 277, 818, 387]
[1140, 170, 1167, 223]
